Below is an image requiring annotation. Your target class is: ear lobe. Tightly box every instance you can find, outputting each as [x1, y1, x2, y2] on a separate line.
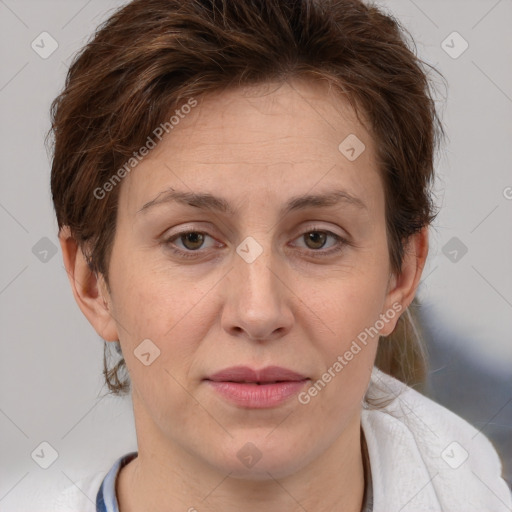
[380, 227, 429, 336]
[58, 226, 119, 342]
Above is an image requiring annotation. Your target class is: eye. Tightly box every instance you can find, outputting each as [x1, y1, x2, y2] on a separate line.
[291, 228, 348, 257]
[163, 227, 349, 260]
[164, 230, 219, 259]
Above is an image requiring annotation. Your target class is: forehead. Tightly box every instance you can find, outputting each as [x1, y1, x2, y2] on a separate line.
[170, 79, 371, 160]
[119, 78, 381, 213]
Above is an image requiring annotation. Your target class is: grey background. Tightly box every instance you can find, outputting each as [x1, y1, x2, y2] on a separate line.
[0, 0, 511, 510]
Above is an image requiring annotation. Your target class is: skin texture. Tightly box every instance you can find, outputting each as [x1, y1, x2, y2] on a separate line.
[60, 78, 428, 512]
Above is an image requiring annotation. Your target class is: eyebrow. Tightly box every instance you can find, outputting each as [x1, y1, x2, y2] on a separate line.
[137, 188, 367, 217]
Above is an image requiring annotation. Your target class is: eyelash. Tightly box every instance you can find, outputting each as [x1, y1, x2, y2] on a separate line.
[163, 227, 349, 260]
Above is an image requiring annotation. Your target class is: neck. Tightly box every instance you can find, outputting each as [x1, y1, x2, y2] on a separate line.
[117, 398, 366, 512]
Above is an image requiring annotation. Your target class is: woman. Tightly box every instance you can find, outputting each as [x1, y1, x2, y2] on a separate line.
[49, 0, 511, 510]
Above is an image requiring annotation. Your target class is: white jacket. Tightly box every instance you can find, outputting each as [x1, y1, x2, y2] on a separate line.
[53, 368, 512, 511]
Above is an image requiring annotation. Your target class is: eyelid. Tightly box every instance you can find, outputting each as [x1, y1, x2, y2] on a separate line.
[295, 222, 349, 240]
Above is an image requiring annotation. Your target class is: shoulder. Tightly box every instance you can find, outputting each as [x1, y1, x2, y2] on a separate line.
[53, 471, 106, 512]
[52, 452, 137, 511]
[361, 367, 512, 512]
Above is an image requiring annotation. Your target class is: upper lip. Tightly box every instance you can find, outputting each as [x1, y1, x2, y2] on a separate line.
[206, 365, 308, 383]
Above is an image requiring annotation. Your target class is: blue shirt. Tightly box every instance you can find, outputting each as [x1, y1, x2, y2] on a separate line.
[95, 450, 373, 512]
[96, 452, 137, 512]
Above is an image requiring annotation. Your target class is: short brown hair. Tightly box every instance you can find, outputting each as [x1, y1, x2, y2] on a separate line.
[48, 0, 445, 395]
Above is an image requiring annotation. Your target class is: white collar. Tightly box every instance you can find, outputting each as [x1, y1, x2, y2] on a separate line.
[361, 367, 512, 511]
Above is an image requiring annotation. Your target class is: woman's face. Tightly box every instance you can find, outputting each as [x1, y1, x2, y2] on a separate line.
[94, 79, 409, 478]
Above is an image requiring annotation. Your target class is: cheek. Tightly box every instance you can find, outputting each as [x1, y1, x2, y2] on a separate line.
[324, 293, 381, 372]
[112, 267, 211, 426]
[319, 265, 389, 343]
[108, 251, 211, 381]
[301, 264, 389, 407]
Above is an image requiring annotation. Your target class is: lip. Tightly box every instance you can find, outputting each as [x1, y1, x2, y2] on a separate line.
[205, 366, 310, 409]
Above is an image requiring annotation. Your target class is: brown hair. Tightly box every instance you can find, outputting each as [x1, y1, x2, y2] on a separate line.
[48, 0, 444, 395]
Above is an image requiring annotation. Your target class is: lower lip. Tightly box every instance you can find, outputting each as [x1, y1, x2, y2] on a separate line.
[206, 380, 309, 408]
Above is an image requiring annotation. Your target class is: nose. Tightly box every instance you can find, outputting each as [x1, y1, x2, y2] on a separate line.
[220, 239, 294, 343]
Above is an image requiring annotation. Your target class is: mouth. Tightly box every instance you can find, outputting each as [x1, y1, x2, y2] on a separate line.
[204, 366, 310, 408]
[206, 365, 308, 383]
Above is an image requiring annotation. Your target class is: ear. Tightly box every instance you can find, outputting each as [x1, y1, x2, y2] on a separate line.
[58, 226, 119, 342]
[379, 227, 429, 336]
